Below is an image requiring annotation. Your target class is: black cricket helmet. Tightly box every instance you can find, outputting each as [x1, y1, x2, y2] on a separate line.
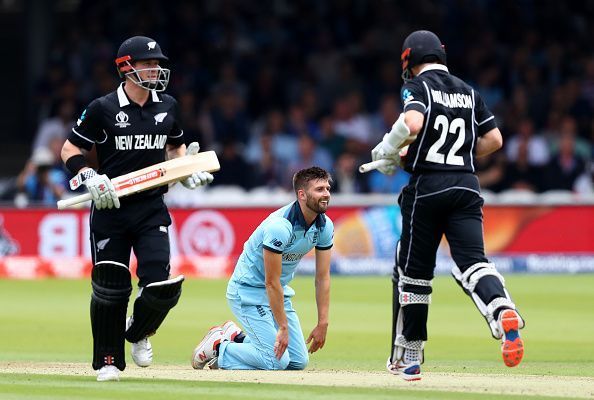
[401, 30, 446, 81]
[115, 36, 170, 92]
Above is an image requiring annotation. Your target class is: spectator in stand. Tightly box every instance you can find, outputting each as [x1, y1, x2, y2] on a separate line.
[369, 94, 400, 145]
[211, 139, 257, 191]
[500, 139, 544, 192]
[319, 115, 346, 161]
[32, 100, 76, 151]
[332, 152, 370, 194]
[543, 130, 587, 192]
[252, 133, 286, 189]
[208, 86, 251, 146]
[247, 65, 285, 118]
[299, 87, 322, 128]
[16, 147, 67, 206]
[212, 62, 248, 103]
[550, 116, 591, 163]
[285, 134, 333, 190]
[286, 103, 321, 141]
[505, 118, 549, 167]
[332, 92, 372, 151]
[246, 110, 298, 166]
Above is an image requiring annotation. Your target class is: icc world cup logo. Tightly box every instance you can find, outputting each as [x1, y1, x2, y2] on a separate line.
[114, 111, 130, 128]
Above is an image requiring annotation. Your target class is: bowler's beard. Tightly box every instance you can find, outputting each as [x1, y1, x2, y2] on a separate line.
[306, 195, 329, 214]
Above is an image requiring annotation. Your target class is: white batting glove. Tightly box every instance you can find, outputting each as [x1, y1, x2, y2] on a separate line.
[182, 171, 214, 189]
[371, 135, 400, 175]
[79, 169, 120, 210]
[181, 142, 214, 189]
[371, 141, 410, 175]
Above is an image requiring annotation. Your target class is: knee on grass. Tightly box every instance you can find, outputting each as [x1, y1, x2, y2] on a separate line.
[265, 352, 290, 370]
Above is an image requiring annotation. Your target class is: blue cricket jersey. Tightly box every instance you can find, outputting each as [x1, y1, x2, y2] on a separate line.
[227, 201, 334, 306]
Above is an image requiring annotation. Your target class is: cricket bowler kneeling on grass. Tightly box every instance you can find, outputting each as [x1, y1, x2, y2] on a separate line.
[192, 166, 333, 370]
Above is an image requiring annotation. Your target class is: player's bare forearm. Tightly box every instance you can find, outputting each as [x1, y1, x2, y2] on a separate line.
[263, 250, 288, 330]
[476, 128, 503, 158]
[306, 248, 331, 353]
[264, 249, 289, 359]
[314, 249, 331, 326]
[404, 110, 425, 137]
[266, 280, 288, 329]
[166, 143, 186, 160]
[61, 140, 90, 173]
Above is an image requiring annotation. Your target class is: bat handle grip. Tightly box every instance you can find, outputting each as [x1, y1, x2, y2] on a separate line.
[358, 159, 393, 173]
[57, 193, 93, 210]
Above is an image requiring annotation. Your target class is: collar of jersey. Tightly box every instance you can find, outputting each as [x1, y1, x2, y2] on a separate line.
[285, 201, 326, 230]
[417, 64, 449, 76]
[117, 82, 162, 107]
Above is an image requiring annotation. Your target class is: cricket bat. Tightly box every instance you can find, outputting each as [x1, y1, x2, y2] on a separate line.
[358, 159, 393, 173]
[57, 150, 220, 210]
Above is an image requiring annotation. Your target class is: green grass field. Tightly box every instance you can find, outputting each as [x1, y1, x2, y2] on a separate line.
[1, 274, 593, 399]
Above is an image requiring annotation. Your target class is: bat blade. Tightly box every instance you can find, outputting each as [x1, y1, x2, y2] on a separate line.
[57, 151, 220, 210]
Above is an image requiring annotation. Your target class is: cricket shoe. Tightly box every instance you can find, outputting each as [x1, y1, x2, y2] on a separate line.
[499, 309, 524, 367]
[191, 326, 223, 369]
[96, 365, 120, 382]
[126, 316, 153, 367]
[207, 320, 243, 370]
[221, 320, 243, 343]
[386, 358, 422, 381]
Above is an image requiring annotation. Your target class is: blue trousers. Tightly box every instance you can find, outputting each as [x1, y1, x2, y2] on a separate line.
[218, 296, 309, 370]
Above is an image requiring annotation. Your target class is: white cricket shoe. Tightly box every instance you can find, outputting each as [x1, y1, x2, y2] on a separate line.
[96, 365, 120, 382]
[221, 320, 243, 342]
[126, 316, 153, 367]
[191, 326, 223, 369]
[207, 320, 243, 369]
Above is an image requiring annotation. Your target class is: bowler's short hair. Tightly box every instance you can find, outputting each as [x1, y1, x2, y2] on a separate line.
[292, 166, 332, 194]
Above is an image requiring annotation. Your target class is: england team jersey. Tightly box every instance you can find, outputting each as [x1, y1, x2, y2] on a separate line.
[228, 201, 334, 305]
[400, 64, 497, 175]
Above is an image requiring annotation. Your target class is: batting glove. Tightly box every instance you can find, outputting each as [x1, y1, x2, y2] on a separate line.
[181, 142, 214, 189]
[371, 136, 400, 175]
[77, 169, 120, 210]
[371, 141, 410, 175]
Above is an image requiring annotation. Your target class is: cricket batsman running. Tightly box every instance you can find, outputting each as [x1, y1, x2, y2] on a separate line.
[61, 36, 214, 381]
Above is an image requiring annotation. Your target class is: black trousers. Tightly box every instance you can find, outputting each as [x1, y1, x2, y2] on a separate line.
[89, 195, 172, 287]
[398, 172, 488, 281]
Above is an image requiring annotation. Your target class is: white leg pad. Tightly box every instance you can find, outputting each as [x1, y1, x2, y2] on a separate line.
[452, 263, 523, 339]
[391, 268, 432, 362]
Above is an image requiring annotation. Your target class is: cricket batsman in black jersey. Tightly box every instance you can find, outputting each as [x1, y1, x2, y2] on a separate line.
[61, 36, 214, 381]
[369, 30, 525, 380]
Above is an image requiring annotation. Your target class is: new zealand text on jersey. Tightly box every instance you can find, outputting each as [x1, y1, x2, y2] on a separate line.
[431, 89, 472, 109]
[115, 134, 168, 150]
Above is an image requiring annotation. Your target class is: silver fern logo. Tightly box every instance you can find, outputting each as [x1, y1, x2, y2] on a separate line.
[154, 112, 167, 125]
[96, 238, 110, 251]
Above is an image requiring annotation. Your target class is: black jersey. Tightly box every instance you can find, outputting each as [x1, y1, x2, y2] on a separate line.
[400, 65, 497, 175]
[67, 83, 185, 200]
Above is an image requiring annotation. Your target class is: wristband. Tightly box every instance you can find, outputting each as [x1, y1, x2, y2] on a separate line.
[65, 154, 88, 175]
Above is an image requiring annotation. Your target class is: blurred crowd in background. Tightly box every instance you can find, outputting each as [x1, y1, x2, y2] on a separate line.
[7, 0, 594, 206]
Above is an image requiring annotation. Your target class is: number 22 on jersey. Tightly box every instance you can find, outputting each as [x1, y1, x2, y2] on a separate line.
[425, 114, 466, 166]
